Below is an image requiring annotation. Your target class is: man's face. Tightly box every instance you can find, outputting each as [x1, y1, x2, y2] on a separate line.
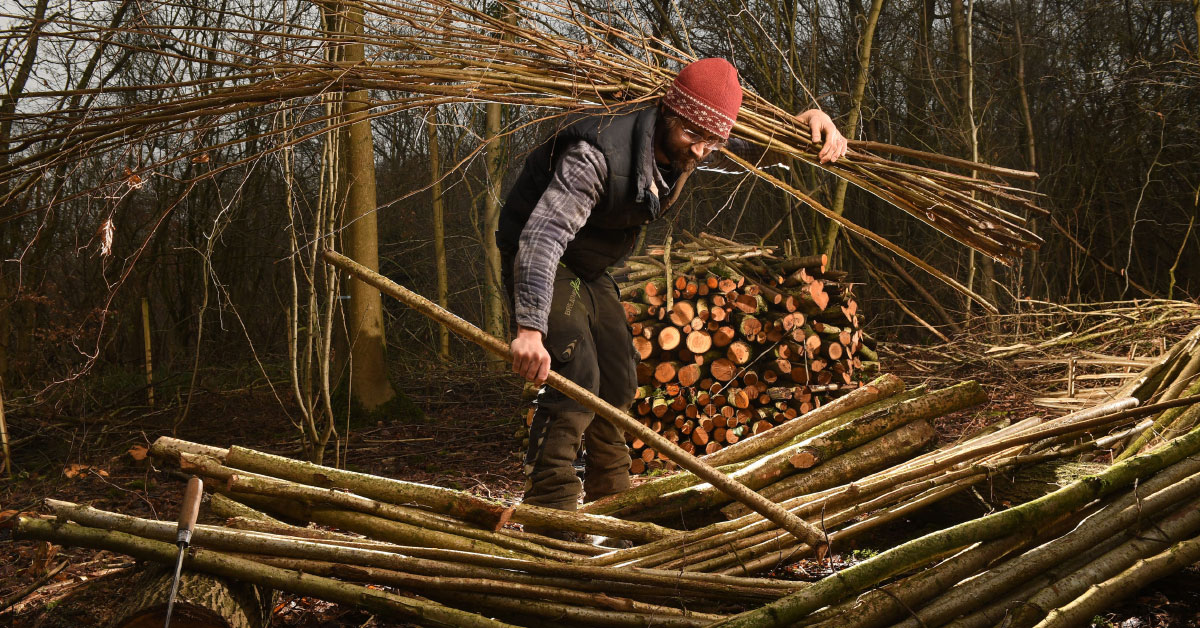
[655, 113, 727, 171]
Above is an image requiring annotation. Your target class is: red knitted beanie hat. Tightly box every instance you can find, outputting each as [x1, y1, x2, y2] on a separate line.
[662, 58, 742, 140]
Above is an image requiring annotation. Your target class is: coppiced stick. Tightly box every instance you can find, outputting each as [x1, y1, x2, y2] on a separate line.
[1034, 533, 1200, 628]
[1116, 376, 1200, 460]
[42, 500, 796, 600]
[884, 455, 1200, 628]
[700, 374, 904, 467]
[717, 478, 984, 576]
[192, 456, 582, 560]
[590, 390, 925, 520]
[238, 555, 725, 624]
[322, 249, 831, 551]
[165, 440, 676, 542]
[625, 382, 984, 522]
[15, 517, 518, 628]
[1002, 494, 1200, 627]
[707, 421, 1200, 628]
[721, 418, 936, 518]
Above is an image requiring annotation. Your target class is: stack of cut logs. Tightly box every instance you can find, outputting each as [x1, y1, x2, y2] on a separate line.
[612, 234, 876, 472]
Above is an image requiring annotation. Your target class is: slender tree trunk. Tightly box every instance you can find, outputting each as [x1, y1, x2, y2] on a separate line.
[481, 7, 516, 370]
[821, 0, 886, 260]
[950, 0, 976, 312]
[0, 379, 9, 477]
[904, 0, 935, 149]
[427, 108, 450, 360]
[951, 0, 997, 314]
[482, 100, 507, 370]
[337, 1, 396, 409]
[0, 0, 49, 381]
[1194, 0, 1199, 45]
[1011, 8, 1041, 299]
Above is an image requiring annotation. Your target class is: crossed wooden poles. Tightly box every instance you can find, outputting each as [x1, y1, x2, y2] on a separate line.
[322, 250, 830, 551]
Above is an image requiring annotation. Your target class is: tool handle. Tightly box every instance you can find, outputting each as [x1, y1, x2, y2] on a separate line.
[176, 476, 203, 545]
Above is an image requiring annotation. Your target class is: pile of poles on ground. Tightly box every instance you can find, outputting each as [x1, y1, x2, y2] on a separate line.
[15, 318, 1200, 626]
[611, 234, 875, 472]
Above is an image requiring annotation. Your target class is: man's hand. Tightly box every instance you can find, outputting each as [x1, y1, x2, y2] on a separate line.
[795, 109, 849, 164]
[511, 326, 551, 384]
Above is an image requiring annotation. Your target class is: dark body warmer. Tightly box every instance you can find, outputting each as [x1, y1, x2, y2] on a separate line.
[496, 104, 663, 281]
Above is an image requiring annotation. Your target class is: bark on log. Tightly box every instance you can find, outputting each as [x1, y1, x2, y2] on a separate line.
[17, 518, 517, 628]
[706, 420, 1200, 628]
[721, 419, 936, 519]
[322, 250, 830, 551]
[883, 455, 1200, 628]
[1034, 532, 1200, 628]
[627, 383, 982, 521]
[110, 564, 272, 628]
[150, 437, 230, 464]
[223, 445, 514, 531]
[700, 374, 905, 467]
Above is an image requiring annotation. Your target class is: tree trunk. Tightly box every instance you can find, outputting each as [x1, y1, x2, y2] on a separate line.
[110, 564, 272, 628]
[953, 0, 999, 312]
[821, 0, 886, 259]
[1011, 6, 1041, 298]
[338, 1, 396, 411]
[0, 380, 9, 477]
[482, 99, 507, 370]
[903, 0, 935, 149]
[428, 107, 451, 360]
[0, 0, 49, 381]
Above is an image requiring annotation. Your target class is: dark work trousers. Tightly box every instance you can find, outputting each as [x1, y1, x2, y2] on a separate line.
[507, 262, 638, 512]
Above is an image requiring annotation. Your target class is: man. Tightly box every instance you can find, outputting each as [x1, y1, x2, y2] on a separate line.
[496, 58, 847, 533]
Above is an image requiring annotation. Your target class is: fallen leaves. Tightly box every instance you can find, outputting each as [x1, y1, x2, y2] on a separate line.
[63, 464, 108, 479]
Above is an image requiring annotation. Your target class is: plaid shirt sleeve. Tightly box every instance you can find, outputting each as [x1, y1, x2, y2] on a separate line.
[514, 140, 608, 335]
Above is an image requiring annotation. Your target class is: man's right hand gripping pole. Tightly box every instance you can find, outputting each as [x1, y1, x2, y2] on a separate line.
[511, 326, 551, 384]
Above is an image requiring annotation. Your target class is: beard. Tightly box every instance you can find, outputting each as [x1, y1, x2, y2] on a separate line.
[665, 142, 699, 172]
[655, 115, 701, 172]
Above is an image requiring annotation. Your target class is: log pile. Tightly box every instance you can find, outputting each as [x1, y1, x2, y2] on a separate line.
[1110, 324, 1200, 458]
[14, 327, 1200, 626]
[613, 234, 875, 472]
[15, 439, 798, 627]
[16, 386, 1200, 626]
[705, 407, 1200, 628]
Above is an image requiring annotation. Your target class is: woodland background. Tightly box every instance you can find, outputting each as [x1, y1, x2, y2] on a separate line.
[0, 0, 1197, 459]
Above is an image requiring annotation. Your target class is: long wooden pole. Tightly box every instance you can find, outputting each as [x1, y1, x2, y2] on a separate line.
[321, 249, 829, 550]
[141, 296, 154, 407]
[0, 377, 10, 478]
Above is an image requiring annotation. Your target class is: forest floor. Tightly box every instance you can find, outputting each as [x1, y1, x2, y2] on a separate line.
[4, 316, 1200, 627]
